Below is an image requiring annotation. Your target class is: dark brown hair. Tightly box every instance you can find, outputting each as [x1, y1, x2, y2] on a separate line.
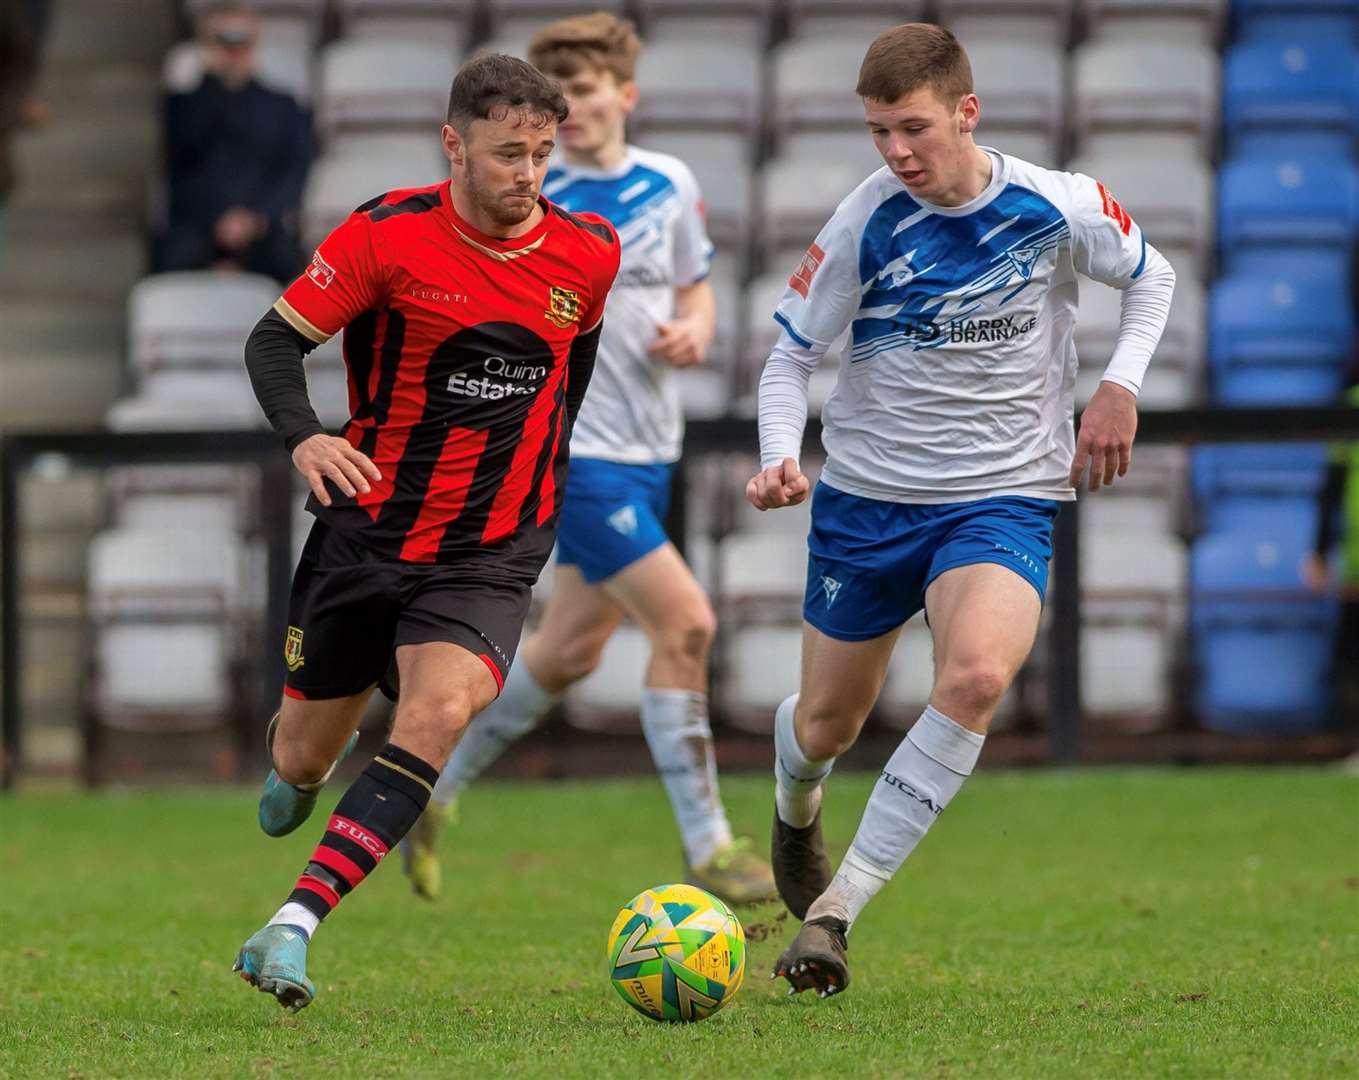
[447, 53, 569, 131]
[856, 23, 973, 107]
[528, 10, 642, 83]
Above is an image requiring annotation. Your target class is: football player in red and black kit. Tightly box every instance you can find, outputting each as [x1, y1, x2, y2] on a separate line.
[232, 54, 619, 1012]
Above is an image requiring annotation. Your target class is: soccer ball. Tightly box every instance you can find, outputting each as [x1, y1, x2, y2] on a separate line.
[606, 883, 746, 1023]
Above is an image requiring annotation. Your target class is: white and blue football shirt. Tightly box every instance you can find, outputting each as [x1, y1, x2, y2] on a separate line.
[543, 146, 714, 465]
[773, 148, 1152, 504]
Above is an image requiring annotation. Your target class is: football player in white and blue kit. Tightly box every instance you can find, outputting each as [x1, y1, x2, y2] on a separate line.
[404, 12, 777, 905]
[748, 24, 1176, 996]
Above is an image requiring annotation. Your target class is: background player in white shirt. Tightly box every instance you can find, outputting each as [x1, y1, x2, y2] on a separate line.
[747, 24, 1176, 997]
[407, 12, 777, 905]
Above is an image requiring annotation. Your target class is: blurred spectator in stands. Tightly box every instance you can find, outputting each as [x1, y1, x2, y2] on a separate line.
[157, 2, 311, 283]
[0, 0, 48, 225]
[1305, 240, 1359, 726]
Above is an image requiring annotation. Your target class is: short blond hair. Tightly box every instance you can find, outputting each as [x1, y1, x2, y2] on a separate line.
[528, 10, 641, 83]
[856, 23, 973, 108]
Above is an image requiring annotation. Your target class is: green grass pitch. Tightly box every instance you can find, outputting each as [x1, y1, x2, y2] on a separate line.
[2, 767, 1356, 1078]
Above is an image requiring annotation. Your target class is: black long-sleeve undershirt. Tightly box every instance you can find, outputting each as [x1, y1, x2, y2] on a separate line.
[564, 321, 602, 431]
[244, 309, 325, 451]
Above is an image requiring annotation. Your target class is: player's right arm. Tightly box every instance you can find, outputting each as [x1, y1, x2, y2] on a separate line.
[244, 208, 388, 506]
[747, 218, 858, 511]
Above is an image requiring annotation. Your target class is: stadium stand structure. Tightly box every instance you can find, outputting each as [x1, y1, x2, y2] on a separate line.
[11, 0, 1359, 772]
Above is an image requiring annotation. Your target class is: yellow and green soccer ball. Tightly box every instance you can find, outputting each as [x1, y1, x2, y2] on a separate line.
[606, 883, 746, 1023]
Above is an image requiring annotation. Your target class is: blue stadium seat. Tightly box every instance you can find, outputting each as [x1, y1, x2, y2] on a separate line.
[1222, 39, 1358, 139]
[1229, 129, 1356, 159]
[1191, 530, 1339, 732]
[1218, 152, 1358, 261]
[1192, 442, 1326, 538]
[1236, 12, 1359, 44]
[1208, 264, 1353, 404]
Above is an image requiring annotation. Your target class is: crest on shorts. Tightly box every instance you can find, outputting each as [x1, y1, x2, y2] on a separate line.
[545, 285, 582, 328]
[285, 626, 306, 672]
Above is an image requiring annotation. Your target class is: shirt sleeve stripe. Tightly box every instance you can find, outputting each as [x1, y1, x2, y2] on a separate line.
[773, 309, 815, 350]
[273, 297, 332, 344]
[1130, 232, 1147, 280]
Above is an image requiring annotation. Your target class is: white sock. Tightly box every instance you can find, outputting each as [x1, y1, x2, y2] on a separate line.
[773, 694, 834, 828]
[807, 705, 983, 930]
[639, 688, 733, 868]
[268, 901, 319, 939]
[431, 660, 557, 803]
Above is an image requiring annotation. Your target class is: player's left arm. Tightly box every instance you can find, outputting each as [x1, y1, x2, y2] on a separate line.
[652, 159, 717, 369]
[1066, 173, 1177, 492]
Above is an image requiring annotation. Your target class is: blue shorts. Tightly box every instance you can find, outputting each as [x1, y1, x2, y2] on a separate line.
[556, 458, 674, 584]
[803, 483, 1061, 641]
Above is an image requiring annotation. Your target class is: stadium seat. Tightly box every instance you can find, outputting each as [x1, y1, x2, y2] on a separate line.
[771, 37, 869, 138]
[316, 39, 456, 138]
[1082, 623, 1177, 726]
[1084, 0, 1226, 46]
[785, 1, 928, 39]
[632, 131, 752, 255]
[743, 270, 844, 411]
[1072, 40, 1220, 155]
[720, 623, 802, 727]
[759, 155, 872, 265]
[938, 0, 1074, 48]
[1067, 152, 1215, 273]
[719, 533, 810, 604]
[633, 39, 763, 138]
[1208, 266, 1353, 405]
[986, 130, 1063, 169]
[1191, 443, 1329, 535]
[106, 371, 268, 431]
[1217, 151, 1358, 263]
[488, 0, 625, 28]
[1234, 6, 1359, 44]
[1074, 277, 1205, 409]
[1222, 39, 1359, 141]
[965, 40, 1066, 168]
[635, 0, 775, 45]
[334, 0, 473, 51]
[704, 255, 742, 372]
[301, 138, 448, 248]
[1191, 530, 1338, 732]
[128, 271, 280, 374]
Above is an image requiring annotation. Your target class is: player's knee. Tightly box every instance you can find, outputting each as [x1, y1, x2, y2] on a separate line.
[272, 738, 334, 787]
[650, 599, 716, 668]
[547, 633, 610, 684]
[397, 693, 476, 754]
[934, 659, 1012, 721]
[795, 699, 865, 760]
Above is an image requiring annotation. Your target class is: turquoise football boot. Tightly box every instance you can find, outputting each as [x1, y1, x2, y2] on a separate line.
[258, 713, 360, 837]
[233, 924, 316, 1012]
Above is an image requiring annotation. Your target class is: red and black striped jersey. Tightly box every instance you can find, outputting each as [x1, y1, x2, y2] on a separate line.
[274, 179, 620, 573]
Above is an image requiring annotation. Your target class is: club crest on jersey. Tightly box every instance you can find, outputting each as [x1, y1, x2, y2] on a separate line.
[821, 575, 842, 607]
[305, 250, 336, 290]
[284, 626, 305, 672]
[545, 285, 582, 328]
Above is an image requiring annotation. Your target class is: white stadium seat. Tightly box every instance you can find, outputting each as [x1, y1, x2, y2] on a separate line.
[771, 37, 868, 137]
[1067, 152, 1215, 275]
[1072, 40, 1220, 156]
[1084, 0, 1226, 47]
[633, 40, 763, 137]
[721, 623, 802, 725]
[966, 40, 1066, 166]
[128, 271, 279, 374]
[938, 0, 1074, 47]
[334, 0, 474, 52]
[718, 532, 808, 602]
[786, 1, 928, 39]
[317, 38, 456, 138]
[301, 139, 448, 248]
[1074, 276, 1205, 408]
[637, 0, 775, 45]
[759, 155, 873, 262]
[106, 371, 268, 432]
[1082, 624, 1175, 728]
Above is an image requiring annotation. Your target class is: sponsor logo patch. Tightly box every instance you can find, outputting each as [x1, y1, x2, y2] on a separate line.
[789, 242, 825, 299]
[1096, 181, 1133, 236]
[305, 250, 336, 289]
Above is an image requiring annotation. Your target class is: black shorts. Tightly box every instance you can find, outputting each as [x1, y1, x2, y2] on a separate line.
[282, 520, 532, 701]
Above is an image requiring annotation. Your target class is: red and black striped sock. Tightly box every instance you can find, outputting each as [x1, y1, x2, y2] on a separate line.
[287, 743, 438, 924]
